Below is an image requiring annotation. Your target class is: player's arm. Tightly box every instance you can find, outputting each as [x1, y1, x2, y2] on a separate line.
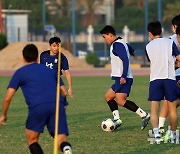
[145, 48, 150, 62]
[113, 42, 129, 84]
[64, 70, 74, 98]
[172, 42, 180, 64]
[0, 88, 16, 126]
[61, 54, 74, 98]
[127, 43, 135, 57]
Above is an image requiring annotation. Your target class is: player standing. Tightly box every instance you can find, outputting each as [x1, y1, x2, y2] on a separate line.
[145, 21, 180, 143]
[100, 25, 150, 130]
[40, 36, 74, 107]
[0, 44, 72, 154]
[157, 15, 180, 139]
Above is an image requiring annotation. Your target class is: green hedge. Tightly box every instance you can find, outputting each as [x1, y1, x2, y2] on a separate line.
[0, 34, 8, 50]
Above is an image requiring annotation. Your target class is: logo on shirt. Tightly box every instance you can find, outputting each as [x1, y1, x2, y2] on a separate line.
[46, 62, 53, 69]
[54, 58, 58, 63]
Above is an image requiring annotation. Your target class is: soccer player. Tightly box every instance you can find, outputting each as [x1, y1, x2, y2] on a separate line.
[100, 25, 150, 130]
[0, 44, 72, 154]
[40, 36, 74, 108]
[158, 15, 180, 137]
[145, 21, 180, 143]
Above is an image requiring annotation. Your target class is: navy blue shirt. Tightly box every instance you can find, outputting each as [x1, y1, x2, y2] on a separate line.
[40, 50, 69, 75]
[8, 63, 58, 108]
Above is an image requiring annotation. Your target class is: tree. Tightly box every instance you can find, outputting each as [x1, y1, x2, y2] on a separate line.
[77, 0, 104, 27]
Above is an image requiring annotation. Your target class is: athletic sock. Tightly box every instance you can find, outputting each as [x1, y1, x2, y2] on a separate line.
[29, 142, 43, 154]
[112, 110, 120, 120]
[60, 142, 72, 153]
[123, 100, 139, 112]
[135, 107, 147, 118]
[158, 117, 166, 128]
[107, 100, 120, 120]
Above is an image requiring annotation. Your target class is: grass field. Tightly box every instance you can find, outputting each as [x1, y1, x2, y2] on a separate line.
[0, 76, 180, 154]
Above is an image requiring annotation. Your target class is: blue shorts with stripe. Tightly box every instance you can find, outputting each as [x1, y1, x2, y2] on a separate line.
[148, 79, 177, 102]
[111, 77, 133, 96]
[176, 76, 180, 99]
[26, 100, 69, 137]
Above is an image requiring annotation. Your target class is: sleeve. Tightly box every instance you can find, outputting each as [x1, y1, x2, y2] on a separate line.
[112, 42, 129, 78]
[8, 70, 22, 90]
[61, 53, 69, 71]
[127, 43, 135, 56]
[145, 48, 150, 62]
[172, 42, 180, 57]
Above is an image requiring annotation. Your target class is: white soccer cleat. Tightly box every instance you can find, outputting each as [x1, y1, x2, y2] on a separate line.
[113, 119, 122, 130]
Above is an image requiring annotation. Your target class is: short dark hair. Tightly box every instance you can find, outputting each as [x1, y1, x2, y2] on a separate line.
[100, 25, 116, 35]
[172, 14, 180, 27]
[22, 44, 38, 62]
[176, 26, 180, 35]
[147, 21, 162, 36]
[49, 36, 61, 45]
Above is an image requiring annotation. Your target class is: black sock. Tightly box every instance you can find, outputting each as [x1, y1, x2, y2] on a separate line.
[123, 100, 139, 112]
[107, 99, 118, 112]
[29, 142, 43, 154]
[60, 142, 72, 152]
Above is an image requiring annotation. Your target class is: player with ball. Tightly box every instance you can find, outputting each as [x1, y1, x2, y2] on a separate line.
[100, 25, 150, 131]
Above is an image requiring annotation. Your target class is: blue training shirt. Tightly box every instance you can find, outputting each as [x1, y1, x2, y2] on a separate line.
[40, 50, 69, 75]
[8, 63, 58, 108]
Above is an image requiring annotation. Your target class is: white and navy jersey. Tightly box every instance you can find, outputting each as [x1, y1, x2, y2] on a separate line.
[40, 50, 69, 75]
[170, 34, 180, 76]
[110, 38, 133, 79]
[145, 38, 180, 81]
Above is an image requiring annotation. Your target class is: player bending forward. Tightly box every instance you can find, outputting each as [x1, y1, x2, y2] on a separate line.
[100, 25, 150, 130]
[0, 44, 72, 154]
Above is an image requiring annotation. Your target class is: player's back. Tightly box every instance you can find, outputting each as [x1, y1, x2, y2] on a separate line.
[146, 38, 175, 81]
[12, 63, 57, 107]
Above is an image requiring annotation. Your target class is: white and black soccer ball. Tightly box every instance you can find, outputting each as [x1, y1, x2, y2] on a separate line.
[101, 118, 115, 132]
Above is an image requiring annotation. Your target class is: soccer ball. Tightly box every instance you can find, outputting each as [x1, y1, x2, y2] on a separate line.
[101, 118, 115, 132]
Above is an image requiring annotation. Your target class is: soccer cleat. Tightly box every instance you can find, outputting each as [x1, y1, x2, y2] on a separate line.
[159, 127, 165, 136]
[161, 133, 171, 143]
[64, 149, 72, 154]
[155, 135, 162, 144]
[141, 113, 150, 130]
[113, 119, 122, 130]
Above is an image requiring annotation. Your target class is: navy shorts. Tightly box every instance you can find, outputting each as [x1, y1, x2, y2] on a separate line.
[26, 101, 69, 137]
[111, 78, 133, 96]
[176, 76, 180, 99]
[148, 79, 177, 102]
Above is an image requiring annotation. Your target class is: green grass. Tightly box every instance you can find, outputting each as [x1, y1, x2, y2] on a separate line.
[0, 76, 180, 154]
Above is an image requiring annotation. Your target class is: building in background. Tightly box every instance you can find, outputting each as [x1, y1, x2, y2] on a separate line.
[2, 9, 30, 43]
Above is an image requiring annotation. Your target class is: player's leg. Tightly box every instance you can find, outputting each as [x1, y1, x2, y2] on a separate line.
[167, 100, 178, 142]
[115, 78, 150, 129]
[58, 134, 72, 154]
[177, 99, 180, 107]
[105, 88, 122, 128]
[158, 100, 168, 134]
[26, 104, 48, 154]
[150, 101, 162, 143]
[164, 79, 178, 142]
[48, 103, 72, 153]
[26, 129, 43, 154]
